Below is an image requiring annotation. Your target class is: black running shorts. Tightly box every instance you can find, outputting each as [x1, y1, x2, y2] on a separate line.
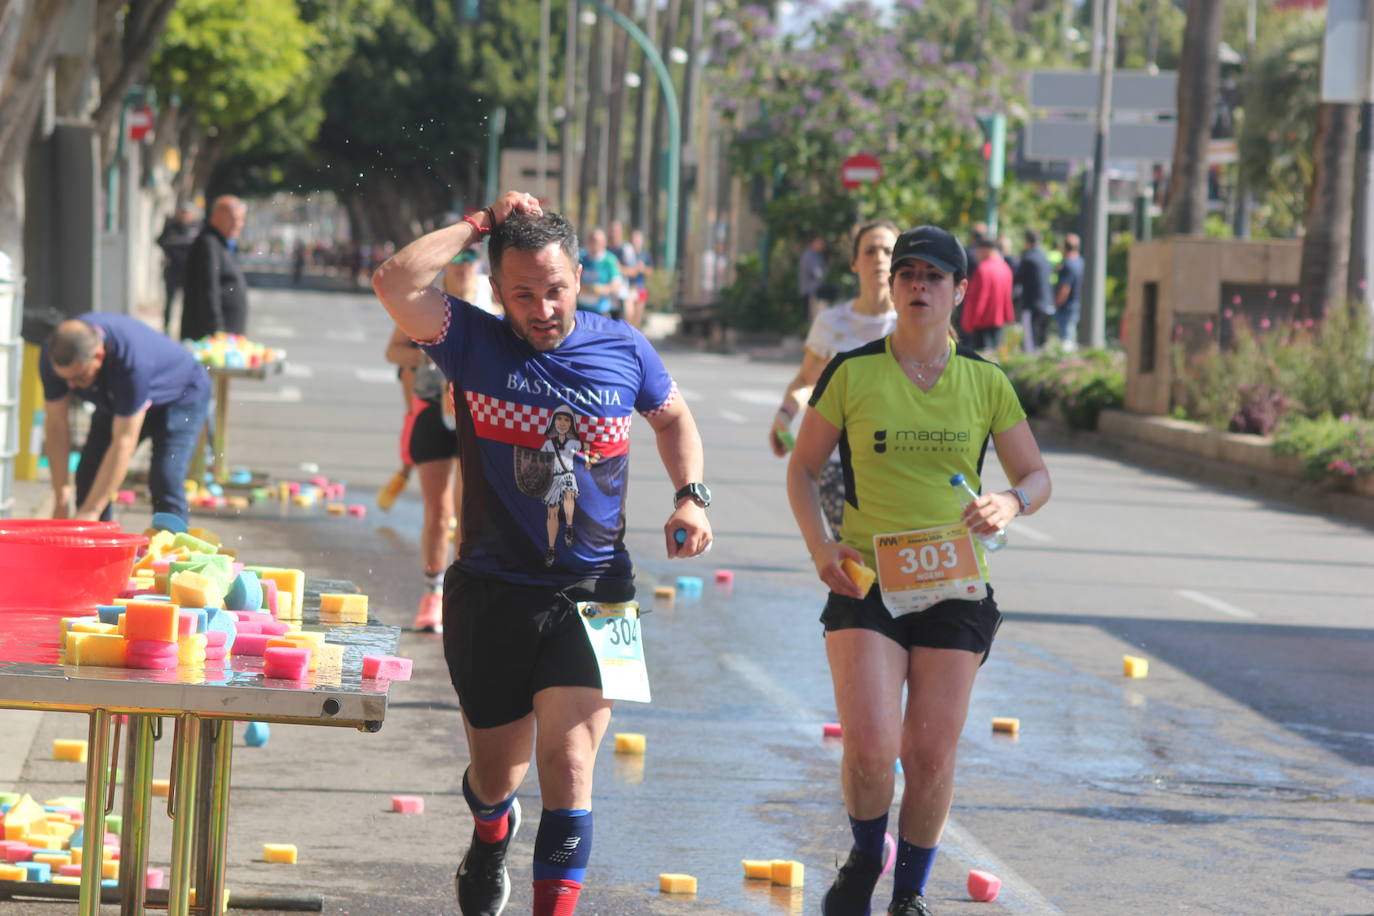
[442, 567, 629, 728]
[407, 399, 458, 465]
[820, 583, 1002, 663]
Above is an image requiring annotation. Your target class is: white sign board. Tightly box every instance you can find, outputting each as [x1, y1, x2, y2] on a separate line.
[1026, 120, 1177, 162]
[1030, 70, 1177, 113]
[1321, 0, 1372, 104]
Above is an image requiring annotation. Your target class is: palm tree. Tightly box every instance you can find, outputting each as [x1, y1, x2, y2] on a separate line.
[1299, 102, 1359, 318]
[1163, 0, 1223, 235]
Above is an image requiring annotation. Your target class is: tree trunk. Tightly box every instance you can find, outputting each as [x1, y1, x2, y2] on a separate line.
[1163, 0, 1223, 235]
[1299, 102, 1359, 319]
[648, 0, 682, 257]
[93, 0, 179, 170]
[629, 0, 657, 232]
[578, 11, 606, 228]
[603, 0, 631, 227]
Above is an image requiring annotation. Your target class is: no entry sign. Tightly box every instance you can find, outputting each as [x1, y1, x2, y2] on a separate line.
[840, 153, 882, 190]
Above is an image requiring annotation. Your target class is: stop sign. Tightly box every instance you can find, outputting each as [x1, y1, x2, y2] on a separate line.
[127, 105, 154, 143]
[840, 153, 882, 190]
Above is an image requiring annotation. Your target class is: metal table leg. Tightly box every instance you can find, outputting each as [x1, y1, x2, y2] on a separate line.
[118, 715, 156, 915]
[191, 720, 234, 915]
[167, 714, 202, 916]
[78, 709, 111, 916]
[212, 372, 230, 484]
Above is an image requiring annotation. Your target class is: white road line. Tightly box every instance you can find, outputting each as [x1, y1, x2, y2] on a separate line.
[718, 409, 748, 424]
[282, 363, 314, 378]
[325, 328, 367, 343]
[676, 387, 700, 401]
[255, 324, 296, 339]
[733, 388, 781, 406]
[233, 385, 302, 404]
[1012, 520, 1052, 542]
[354, 367, 398, 384]
[719, 653, 1064, 914]
[1176, 588, 1257, 619]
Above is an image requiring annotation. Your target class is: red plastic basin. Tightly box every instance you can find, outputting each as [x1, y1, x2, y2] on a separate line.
[0, 519, 121, 535]
[0, 529, 148, 613]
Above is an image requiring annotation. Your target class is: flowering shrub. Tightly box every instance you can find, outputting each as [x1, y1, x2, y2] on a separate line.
[1273, 414, 1374, 480]
[1000, 346, 1125, 431]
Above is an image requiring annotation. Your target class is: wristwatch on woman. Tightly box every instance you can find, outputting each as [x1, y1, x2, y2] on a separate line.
[674, 483, 712, 509]
[1010, 487, 1032, 515]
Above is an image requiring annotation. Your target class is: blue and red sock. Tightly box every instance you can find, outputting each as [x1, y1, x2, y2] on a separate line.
[462, 769, 516, 844]
[532, 808, 592, 916]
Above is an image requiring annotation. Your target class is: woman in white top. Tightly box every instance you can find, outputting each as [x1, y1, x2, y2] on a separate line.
[769, 220, 899, 534]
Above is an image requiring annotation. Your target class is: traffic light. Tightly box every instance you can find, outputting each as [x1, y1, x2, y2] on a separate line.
[976, 114, 1006, 190]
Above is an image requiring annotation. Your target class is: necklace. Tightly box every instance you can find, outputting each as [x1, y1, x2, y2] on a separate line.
[900, 345, 950, 386]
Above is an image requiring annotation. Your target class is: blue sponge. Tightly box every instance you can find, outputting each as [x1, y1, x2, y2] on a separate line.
[150, 512, 188, 534]
[225, 571, 263, 612]
[244, 722, 270, 747]
[205, 607, 238, 652]
[23, 861, 51, 882]
[97, 605, 123, 626]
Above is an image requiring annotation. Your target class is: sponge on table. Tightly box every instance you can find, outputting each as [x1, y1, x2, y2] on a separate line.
[263, 647, 311, 680]
[262, 843, 297, 864]
[170, 570, 224, 609]
[318, 593, 368, 623]
[68, 633, 128, 667]
[658, 873, 697, 894]
[123, 602, 179, 643]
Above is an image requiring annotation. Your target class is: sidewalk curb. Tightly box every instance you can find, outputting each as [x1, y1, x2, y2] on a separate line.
[1032, 410, 1374, 530]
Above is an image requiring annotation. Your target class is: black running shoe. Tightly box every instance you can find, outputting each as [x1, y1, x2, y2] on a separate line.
[455, 798, 522, 916]
[563, 526, 574, 546]
[822, 847, 884, 916]
[544, 547, 556, 567]
[887, 890, 933, 916]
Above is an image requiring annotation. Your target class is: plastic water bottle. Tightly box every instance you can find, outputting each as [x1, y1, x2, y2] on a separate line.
[949, 473, 1006, 552]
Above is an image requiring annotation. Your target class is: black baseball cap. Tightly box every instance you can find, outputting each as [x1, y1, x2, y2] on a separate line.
[890, 226, 967, 276]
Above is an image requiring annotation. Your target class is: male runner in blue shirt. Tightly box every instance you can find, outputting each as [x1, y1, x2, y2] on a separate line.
[372, 191, 712, 916]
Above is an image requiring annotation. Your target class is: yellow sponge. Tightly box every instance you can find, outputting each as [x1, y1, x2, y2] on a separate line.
[742, 859, 773, 880]
[614, 733, 646, 755]
[318, 593, 368, 623]
[101, 858, 121, 879]
[263, 843, 298, 864]
[770, 860, 804, 887]
[658, 873, 697, 894]
[991, 717, 1020, 736]
[51, 875, 82, 885]
[0, 863, 28, 880]
[1123, 655, 1149, 678]
[840, 558, 876, 594]
[170, 570, 224, 609]
[69, 632, 128, 667]
[53, 739, 88, 763]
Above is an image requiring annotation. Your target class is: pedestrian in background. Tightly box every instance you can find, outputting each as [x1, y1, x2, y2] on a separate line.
[799, 234, 830, 320]
[41, 315, 210, 523]
[156, 201, 197, 335]
[576, 226, 624, 318]
[959, 238, 1015, 351]
[1054, 233, 1084, 349]
[1014, 228, 1054, 351]
[769, 219, 898, 536]
[788, 225, 1050, 916]
[181, 195, 249, 342]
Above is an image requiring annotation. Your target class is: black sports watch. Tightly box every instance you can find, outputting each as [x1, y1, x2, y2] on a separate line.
[673, 482, 712, 509]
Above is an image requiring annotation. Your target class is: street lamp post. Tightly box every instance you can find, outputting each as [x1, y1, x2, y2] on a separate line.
[574, 0, 680, 272]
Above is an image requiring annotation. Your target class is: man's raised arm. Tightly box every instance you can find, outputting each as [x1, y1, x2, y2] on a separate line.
[372, 191, 542, 341]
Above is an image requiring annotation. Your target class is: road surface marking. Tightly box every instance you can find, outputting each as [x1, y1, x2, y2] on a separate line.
[354, 367, 398, 384]
[677, 387, 700, 401]
[1013, 520, 1052, 542]
[233, 385, 302, 404]
[256, 324, 296, 338]
[719, 409, 748, 424]
[282, 363, 313, 378]
[325, 327, 367, 343]
[1176, 588, 1256, 619]
[733, 388, 782, 406]
[720, 652, 1064, 914]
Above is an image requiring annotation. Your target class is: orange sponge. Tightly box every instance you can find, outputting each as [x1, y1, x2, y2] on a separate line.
[123, 602, 179, 642]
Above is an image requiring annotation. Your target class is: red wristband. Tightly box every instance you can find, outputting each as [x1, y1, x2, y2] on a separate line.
[462, 210, 490, 237]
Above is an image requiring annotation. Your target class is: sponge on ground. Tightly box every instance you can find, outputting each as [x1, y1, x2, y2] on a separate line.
[263, 844, 297, 864]
[658, 874, 697, 894]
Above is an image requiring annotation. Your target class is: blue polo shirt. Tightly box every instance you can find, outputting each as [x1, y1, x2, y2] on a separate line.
[40, 313, 209, 416]
[420, 294, 676, 586]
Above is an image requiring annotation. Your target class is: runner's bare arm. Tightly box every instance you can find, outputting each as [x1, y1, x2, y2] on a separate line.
[961, 420, 1051, 535]
[643, 395, 712, 558]
[788, 408, 863, 597]
[372, 191, 541, 341]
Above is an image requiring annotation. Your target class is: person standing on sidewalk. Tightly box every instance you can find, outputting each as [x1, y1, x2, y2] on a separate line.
[41, 315, 210, 523]
[787, 225, 1050, 916]
[958, 238, 1015, 351]
[1054, 233, 1084, 348]
[181, 195, 249, 342]
[156, 201, 198, 334]
[372, 191, 712, 916]
[1014, 228, 1054, 351]
[769, 219, 899, 536]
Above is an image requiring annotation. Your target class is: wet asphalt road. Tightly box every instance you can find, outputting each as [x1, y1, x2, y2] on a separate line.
[5, 279, 1373, 915]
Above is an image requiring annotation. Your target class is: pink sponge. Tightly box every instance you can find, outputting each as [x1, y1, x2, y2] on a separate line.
[259, 620, 291, 636]
[126, 640, 178, 670]
[145, 867, 164, 890]
[263, 646, 311, 680]
[232, 633, 272, 657]
[362, 655, 412, 680]
[822, 722, 843, 738]
[346, 504, 366, 517]
[391, 795, 424, 814]
[967, 869, 1001, 902]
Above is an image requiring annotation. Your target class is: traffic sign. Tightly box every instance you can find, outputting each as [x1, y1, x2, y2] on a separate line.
[127, 105, 154, 143]
[1029, 70, 1177, 113]
[1025, 119, 1176, 162]
[840, 153, 882, 190]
